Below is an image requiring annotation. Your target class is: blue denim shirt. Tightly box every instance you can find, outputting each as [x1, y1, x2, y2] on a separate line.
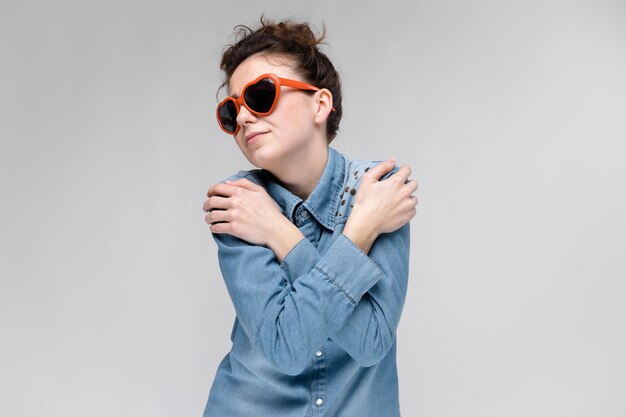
[203, 147, 410, 417]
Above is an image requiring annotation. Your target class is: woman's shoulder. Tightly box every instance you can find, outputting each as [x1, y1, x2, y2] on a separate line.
[220, 168, 266, 185]
[340, 152, 399, 184]
[333, 152, 400, 221]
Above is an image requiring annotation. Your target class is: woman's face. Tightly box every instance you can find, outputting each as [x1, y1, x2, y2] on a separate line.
[227, 53, 320, 171]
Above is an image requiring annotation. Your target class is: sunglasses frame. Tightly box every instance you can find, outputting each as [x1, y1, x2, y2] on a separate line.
[216, 73, 326, 136]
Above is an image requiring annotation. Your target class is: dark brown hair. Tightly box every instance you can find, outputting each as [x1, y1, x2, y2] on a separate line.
[219, 17, 343, 142]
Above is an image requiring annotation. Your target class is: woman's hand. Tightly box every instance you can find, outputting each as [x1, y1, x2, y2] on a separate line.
[343, 158, 418, 254]
[203, 178, 304, 262]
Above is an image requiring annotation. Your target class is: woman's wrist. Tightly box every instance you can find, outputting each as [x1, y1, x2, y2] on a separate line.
[267, 218, 305, 263]
[342, 211, 379, 254]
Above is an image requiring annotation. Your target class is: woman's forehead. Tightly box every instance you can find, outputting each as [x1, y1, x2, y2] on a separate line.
[228, 54, 298, 95]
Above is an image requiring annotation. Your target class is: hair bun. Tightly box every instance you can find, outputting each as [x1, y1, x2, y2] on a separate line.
[261, 19, 325, 48]
[234, 17, 326, 50]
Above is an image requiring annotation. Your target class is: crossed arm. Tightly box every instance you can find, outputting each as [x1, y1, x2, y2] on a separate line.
[203, 159, 418, 373]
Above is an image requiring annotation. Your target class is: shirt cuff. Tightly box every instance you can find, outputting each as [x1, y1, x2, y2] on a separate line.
[313, 234, 384, 305]
[280, 238, 322, 284]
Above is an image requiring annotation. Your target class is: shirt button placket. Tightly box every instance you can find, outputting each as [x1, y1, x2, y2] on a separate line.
[313, 348, 326, 416]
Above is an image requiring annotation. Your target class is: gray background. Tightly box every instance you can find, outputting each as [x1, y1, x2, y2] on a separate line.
[1, 0, 625, 416]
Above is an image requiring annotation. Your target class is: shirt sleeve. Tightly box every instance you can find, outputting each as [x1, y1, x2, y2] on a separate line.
[281, 224, 410, 367]
[212, 231, 385, 375]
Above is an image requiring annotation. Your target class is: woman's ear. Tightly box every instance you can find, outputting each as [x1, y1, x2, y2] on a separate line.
[313, 88, 334, 124]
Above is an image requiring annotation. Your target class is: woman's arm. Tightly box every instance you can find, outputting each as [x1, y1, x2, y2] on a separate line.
[260, 162, 415, 366]
[278, 222, 410, 366]
[205, 159, 417, 256]
[208, 225, 391, 374]
[204, 176, 303, 262]
[203, 160, 417, 371]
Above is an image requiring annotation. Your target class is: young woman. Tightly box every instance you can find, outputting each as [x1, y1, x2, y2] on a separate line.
[202, 18, 418, 417]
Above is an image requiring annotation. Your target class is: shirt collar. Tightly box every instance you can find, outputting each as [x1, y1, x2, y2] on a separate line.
[263, 147, 345, 231]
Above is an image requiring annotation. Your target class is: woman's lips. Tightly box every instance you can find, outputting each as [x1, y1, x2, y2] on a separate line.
[245, 131, 266, 145]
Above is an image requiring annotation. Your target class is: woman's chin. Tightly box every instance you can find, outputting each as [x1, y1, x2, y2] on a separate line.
[245, 148, 281, 171]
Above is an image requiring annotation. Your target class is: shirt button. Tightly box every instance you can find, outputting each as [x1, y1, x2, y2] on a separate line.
[300, 210, 309, 219]
[315, 350, 323, 357]
[315, 398, 323, 406]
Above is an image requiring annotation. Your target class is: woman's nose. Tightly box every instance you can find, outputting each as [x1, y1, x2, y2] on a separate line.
[236, 105, 257, 128]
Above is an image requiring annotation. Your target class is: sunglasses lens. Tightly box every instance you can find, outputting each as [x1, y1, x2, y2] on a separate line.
[218, 100, 238, 133]
[244, 78, 276, 113]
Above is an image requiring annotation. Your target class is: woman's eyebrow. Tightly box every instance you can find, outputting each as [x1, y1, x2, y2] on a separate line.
[227, 85, 239, 99]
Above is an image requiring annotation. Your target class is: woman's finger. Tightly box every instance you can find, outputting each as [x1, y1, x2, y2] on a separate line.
[206, 209, 230, 224]
[209, 222, 231, 235]
[225, 178, 261, 191]
[364, 158, 396, 181]
[207, 182, 238, 198]
[405, 180, 418, 195]
[392, 165, 412, 183]
[203, 196, 231, 212]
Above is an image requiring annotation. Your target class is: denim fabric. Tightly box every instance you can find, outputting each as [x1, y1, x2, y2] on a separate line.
[203, 147, 410, 417]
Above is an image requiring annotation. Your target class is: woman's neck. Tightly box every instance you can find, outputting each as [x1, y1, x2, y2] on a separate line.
[270, 145, 328, 200]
